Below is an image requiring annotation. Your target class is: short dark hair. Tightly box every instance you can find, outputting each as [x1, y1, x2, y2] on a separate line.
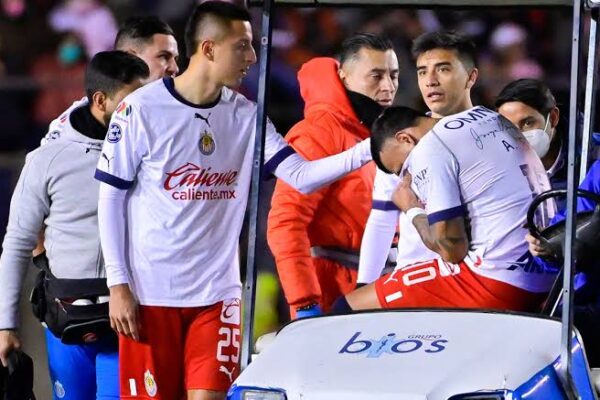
[114, 16, 175, 50]
[371, 106, 427, 174]
[411, 30, 477, 70]
[338, 32, 394, 66]
[85, 51, 149, 101]
[495, 78, 556, 115]
[184, 1, 251, 58]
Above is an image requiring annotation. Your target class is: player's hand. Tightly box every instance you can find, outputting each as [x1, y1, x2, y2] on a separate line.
[392, 172, 423, 213]
[525, 233, 553, 257]
[0, 330, 21, 367]
[109, 284, 140, 341]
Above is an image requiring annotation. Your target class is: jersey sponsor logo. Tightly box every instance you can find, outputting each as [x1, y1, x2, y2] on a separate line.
[339, 332, 448, 358]
[199, 131, 216, 155]
[412, 167, 429, 191]
[171, 189, 236, 200]
[144, 370, 157, 397]
[115, 102, 132, 117]
[221, 298, 241, 325]
[164, 163, 237, 189]
[107, 123, 122, 143]
[443, 106, 494, 130]
[164, 162, 238, 201]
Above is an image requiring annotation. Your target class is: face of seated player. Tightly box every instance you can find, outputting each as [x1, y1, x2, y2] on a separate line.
[378, 117, 436, 175]
[416, 48, 477, 118]
[211, 20, 257, 89]
[338, 48, 399, 107]
[135, 34, 180, 82]
[102, 80, 145, 126]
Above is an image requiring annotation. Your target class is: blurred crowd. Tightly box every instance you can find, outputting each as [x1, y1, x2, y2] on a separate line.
[0, 1, 575, 150]
[0, 0, 577, 332]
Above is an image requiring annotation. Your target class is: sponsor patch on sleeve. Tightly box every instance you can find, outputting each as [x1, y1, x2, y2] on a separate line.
[107, 123, 122, 143]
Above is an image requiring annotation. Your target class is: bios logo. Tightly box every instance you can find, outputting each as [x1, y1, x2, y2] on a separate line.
[339, 332, 447, 358]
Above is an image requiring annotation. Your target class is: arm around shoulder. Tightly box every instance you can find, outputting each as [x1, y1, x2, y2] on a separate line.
[270, 138, 372, 194]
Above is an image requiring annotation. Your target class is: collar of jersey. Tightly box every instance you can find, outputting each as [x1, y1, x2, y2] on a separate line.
[163, 77, 222, 109]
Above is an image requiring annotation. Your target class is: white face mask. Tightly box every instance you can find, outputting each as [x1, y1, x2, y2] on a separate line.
[523, 115, 551, 158]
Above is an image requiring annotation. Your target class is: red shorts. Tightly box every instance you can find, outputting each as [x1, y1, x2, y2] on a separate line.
[119, 299, 241, 399]
[374, 258, 546, 312]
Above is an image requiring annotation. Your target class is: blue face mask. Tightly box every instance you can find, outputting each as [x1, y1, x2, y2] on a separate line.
[58, 43, 83, 66]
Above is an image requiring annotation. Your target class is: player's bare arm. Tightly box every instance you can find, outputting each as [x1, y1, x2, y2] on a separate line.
[412, 216, 468, 263]
[393, 172, 468, 263]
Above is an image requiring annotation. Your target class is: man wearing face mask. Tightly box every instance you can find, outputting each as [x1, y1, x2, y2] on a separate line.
[58, 35, 85, 66]
[41, 16, 179, 146]
[32, 15, 179, 293]
[267, 33, 399, 319]
[497, 79, 600, 366]
[495, 79, 566, 200]
[332, 105, 553, 313]
[31, 33, 87, 132]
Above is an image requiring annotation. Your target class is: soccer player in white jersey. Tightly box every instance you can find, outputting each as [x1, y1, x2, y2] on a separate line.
[94, 2, 372, 399]
[357, 31, 480, 286]
[332, 105, 554, 314]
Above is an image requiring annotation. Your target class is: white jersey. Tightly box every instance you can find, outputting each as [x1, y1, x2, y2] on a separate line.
[94, 78, 371, 306]
[94, 78, 292, 306]
[402, 106, 555, 292]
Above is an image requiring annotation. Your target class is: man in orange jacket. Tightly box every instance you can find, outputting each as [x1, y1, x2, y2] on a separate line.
[267, 33, 399, 318]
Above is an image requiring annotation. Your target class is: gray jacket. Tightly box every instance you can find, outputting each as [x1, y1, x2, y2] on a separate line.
[0, 104, 104, 329]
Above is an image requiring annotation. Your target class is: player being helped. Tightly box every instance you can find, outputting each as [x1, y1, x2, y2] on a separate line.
[333, 105, 556, 314]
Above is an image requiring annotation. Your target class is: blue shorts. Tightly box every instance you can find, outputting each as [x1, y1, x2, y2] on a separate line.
[45, 329, 119, 400]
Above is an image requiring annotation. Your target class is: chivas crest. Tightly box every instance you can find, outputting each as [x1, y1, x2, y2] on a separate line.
[199, 131, 216, 155]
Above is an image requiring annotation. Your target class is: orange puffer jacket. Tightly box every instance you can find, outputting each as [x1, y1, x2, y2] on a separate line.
[267, 57, 375, 308]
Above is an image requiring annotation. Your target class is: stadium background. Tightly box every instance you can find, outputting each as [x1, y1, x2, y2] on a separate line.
[0, 0, 578, 397]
